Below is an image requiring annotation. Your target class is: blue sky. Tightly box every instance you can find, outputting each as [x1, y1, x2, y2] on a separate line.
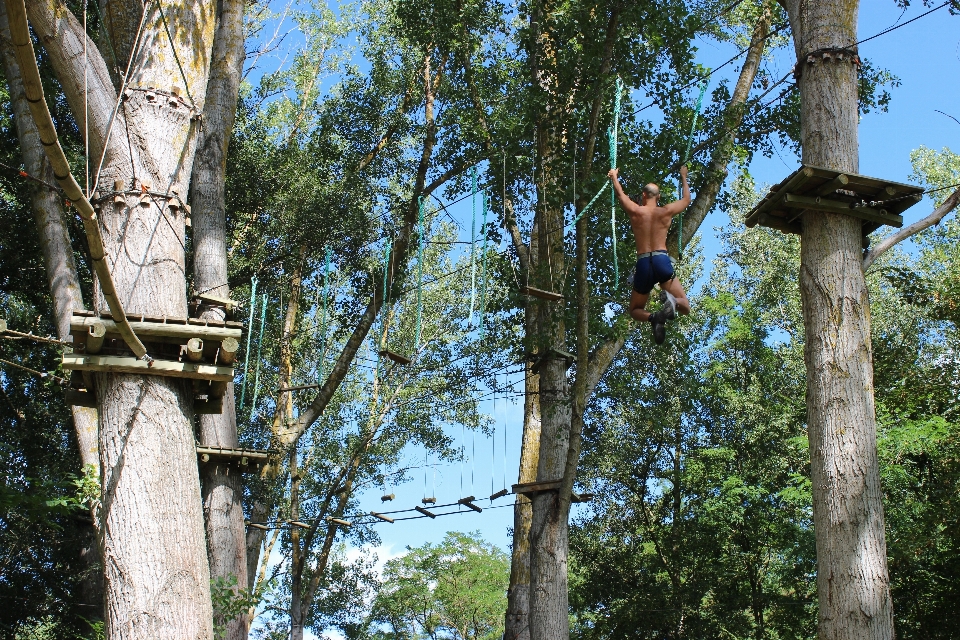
[245, 2, 960, 621]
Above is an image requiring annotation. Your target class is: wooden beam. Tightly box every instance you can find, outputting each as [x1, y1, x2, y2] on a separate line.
[512, 479, 563, 495]
[246, 522, 269, 531]
[63, 353, 235, 382]
[371, 511, 395, 523]
[193, 292, 239, 311]
[70, 315, 242, 342]
[489, 488, 509, 501]
[757, 213, 802, 235]
[783, 194, 903, 227]
[196, 446, 270, 462]
[415, 506, 437, 519]
[572, 492, 595, 503]
[218, 337, 239, 366]
[458, 497, 483, 513]
[521, 286, 564, 302]
[815, 173, 849, 196]
[186, 338, 204, 362]
[288, 521, 311, 529]
[86, 322, 106, 354]
[276, 383, 321, 394]
[328, 518, 352, 527]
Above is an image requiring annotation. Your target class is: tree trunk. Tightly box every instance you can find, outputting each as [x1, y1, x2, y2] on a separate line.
[779, 1, 895, 638]
[190, 2, 247, 638]
[24, 1, 219, 637]
[0, 2, 104, 619]
[504, 365, 541, 640]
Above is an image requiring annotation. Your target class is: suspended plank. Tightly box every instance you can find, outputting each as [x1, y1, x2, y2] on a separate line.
[415, 506, 437, 519]
[371, 511, 395, 523]
[63, 353, 235, 382]
[512, 479, 562, 495]
[489, 488, 510, 501]
[380, 349, 412, 365]
[521, 286, 564, 302]
[458, 497, 483, 513]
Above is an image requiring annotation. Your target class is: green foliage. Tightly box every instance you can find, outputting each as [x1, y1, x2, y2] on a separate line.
[211, 575, 259, 640]
[367, 531, 509, 639]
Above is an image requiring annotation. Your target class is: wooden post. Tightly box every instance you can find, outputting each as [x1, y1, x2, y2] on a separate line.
[218, 336, 238, 365]
[186, 338, 204, 362]
[86, 321, 106, 354]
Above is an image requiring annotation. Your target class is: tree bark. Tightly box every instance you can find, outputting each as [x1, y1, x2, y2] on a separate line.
[779, 1, 895, 638]
[504, 365, 541, 640]
[25, 1, 219, 637]
[0, 2, 104, 619]
[190, 2, 247, 638]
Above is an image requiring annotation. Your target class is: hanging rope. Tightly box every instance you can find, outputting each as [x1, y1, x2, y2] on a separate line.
[375, 237, 393, 379]
[479, 191, 490, 340]
[240, 275, 258, 408]
[249, 294, 269, 419]
[469, 168, 478, 326]
[609, 77, 623, 286]
[678, 78, 710, 256]
[414, 196, 426, 354]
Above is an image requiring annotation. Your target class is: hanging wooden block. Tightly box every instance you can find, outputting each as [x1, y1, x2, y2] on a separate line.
[380, 349, 412, 365]
[521, 286, 564, 302]
[490, 488, 510, 501]
[415, 506, 437, 519]
[371, 511, 395, 523]
[458, 496, 483, 513]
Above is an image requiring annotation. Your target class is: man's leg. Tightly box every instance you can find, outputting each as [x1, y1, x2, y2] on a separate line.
[660, 277, 690, 315]
[629, 290, 651, 321]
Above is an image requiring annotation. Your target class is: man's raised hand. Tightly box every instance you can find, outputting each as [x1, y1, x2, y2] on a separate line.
[679, 165, 688, 179]
[608, 168, 619, 180]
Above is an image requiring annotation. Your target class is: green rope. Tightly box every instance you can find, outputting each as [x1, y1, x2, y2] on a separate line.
[375, 238, 392, 380]
[610, 76, 623, 287]
[318, 247, 332, 381]
[249, 294, 268, 420]
[469, 168, 478, 325]
[479, 191, 489, 340]
[568, 181, 609, 229]
[678, 78, 709, 256]
[414, 196, 426, 353]
[239, 275, 257, 408]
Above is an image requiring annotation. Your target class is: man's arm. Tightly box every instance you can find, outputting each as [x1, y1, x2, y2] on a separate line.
[662, 165, 691, 216]
[608, 168, 641, 215]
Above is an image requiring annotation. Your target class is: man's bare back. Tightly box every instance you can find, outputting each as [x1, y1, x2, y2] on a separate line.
[608, 166, 692, 343]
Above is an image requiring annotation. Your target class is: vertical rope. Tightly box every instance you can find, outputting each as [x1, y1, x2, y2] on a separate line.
[414, 196, 426, 353]
[609, 76, 623, 287]
[240, 276, 258, 408]
[249, 294, 268, 420]
[679, 79, 709, 256]
[376, 237, 393, 380]
[469, 168, 478, 326]
[479, 191, 489, 340]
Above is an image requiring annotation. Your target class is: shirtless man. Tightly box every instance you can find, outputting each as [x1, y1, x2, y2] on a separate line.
[607, 166, 692, 344]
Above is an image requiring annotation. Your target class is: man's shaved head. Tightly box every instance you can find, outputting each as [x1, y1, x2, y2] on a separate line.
[642, 183, 660, 199]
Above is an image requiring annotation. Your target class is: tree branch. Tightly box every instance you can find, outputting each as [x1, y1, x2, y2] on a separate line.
[862, 186, 960, 271]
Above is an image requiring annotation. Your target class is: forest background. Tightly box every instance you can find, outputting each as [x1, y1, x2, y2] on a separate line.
[1, 0, 959, 639]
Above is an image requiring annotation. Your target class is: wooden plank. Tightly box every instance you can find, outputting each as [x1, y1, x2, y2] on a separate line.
[783, 194, 903, 227]
[512, 479, 562, 495]
[62, 353, 235, 382]
[415, 506, 437, 519]
[380, 350, 412, 365]
[371, 511, 395, 523]
[288, 521, 311, 529]
[246, 522, 270, 531]
[71, 315, 241, 342]
[328, 518, 352, 527]
[521, 286, 564, 302]
[745, 167, 815, 226]
[196, 446, 270, 461]
[572, 492, 595, 503]
[757, 213, 802, 235]
[458, 497, 483, 513]
[194, 292, 239, 310]
[489, 488, 510, 501]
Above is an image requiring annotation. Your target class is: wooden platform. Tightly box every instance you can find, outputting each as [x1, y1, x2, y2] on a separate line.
[744, 165, 923, 235]
[380, 350, 412, 365]
[63, 310, 243, 414]
[197, 446, 271, 472]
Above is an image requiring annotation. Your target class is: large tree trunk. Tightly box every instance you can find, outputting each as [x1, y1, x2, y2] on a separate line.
[190, 2, 247, 638]
[504, 366, 541, 640]
[23, 1, 219, 637]
[0, 2, 104, 619]
[779, 1, 895, 638]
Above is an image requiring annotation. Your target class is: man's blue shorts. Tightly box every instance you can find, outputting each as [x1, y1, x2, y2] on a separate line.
[633, 251, 675, 295]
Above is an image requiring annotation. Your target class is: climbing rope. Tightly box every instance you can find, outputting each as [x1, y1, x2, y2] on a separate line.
[470, 168, 479, 326]
[678, 78, 709, 256]
[479, 191, 490, 340]
[240, 275, 258, 408]
[249, 294, 268, 419]
[376, 236, 393, 377]
[414, 196, 426, 353]
[609, 77, 623, 286]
